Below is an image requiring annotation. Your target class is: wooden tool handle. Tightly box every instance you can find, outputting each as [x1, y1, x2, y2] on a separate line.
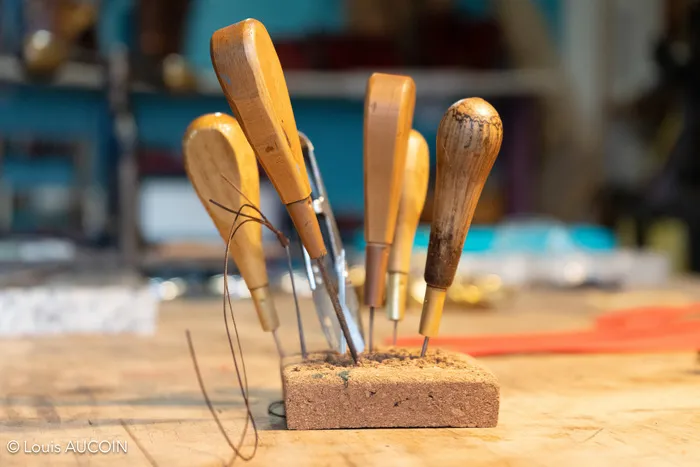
[363, 72, 416, 307]
[420, 98, 502, 337]
[210, 18, 325, 259]
[183, 112, 278, 331]
[424, 98, 502, 288]
[388, 129, 430, 274]
[364, 73, 416, 246]
[385, 129, 429, 322]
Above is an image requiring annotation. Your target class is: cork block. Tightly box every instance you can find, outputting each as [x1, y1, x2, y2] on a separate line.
[282, 348, 499, 430]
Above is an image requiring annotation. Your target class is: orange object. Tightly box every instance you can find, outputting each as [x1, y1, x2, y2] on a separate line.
[392, 304, 700, 356]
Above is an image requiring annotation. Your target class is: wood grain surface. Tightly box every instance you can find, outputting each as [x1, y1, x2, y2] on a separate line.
[425, 98, 503, 289]
[210, 19, 325, 259]
[183, 113, 279, 331]
[183, 113, 266, 290]
[363, 72, 416, 246]
[1, 284, 699, 466]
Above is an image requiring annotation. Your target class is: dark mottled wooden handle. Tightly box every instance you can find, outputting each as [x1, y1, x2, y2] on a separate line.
[424, 98, 503, 289]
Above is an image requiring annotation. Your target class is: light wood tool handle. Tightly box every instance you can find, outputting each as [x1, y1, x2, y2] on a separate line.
[388, 129, 430, 274]
[210, 18, 325, 259]
[420, 98, 502, 337]
[386, 129, 430, 321]
[363, 72, 416, 307]
[183, 113, 278, 331]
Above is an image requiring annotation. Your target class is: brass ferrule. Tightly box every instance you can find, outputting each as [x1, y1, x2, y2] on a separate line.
[419, 285, 447, 337]
[364, 243, 390, 307]
[385, 271, 408, 321]
[250, 285, 279, 332]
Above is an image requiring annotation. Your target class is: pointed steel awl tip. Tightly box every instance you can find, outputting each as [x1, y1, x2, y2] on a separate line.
[420, 337, 429, 357]
[368, 306, 375, 353]
[284, 244, 307, 359]
[392, 321, 398, 347]
[272, 329, 285, 359]
[316, 258, 359, 364]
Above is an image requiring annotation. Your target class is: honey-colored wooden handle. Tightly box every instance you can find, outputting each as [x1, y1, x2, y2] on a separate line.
[210, 18, 325, 259]
[424, 98, 503, 290]
[363, 73, 416, 307]
[364, 73, 416, 245]
[388, 129, 430, 274]
[183, 112, 278, 331]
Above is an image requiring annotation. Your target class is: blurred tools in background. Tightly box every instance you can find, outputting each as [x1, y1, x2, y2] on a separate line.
[22, 0, 98, 76]
[0, 0, 553, 261]
[349, 218, 671, 316]
[1, 0, 697, 331]
[598, 0, 700, 273]
[137, 0, 196, 91]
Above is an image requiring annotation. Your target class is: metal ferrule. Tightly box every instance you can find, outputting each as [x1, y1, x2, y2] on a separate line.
[250, 285, 279, 332]
[363, 243, 390, 307]
[419, 285, 447, 337]
[385, 271, 409, 321]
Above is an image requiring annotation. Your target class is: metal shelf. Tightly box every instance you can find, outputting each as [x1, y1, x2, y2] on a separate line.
[0, 55, 104, 89]
[0, 55, 561, 98]
[197, 68, 563, 99]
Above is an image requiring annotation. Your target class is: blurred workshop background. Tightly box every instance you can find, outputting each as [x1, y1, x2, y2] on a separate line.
[0, 0, 698, 319]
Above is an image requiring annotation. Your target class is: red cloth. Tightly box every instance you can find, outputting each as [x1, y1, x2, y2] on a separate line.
[392, 304, 700, 356]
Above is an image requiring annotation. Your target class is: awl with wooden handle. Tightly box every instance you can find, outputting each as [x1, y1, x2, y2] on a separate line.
[364, 72, 416, 352]
[386, 129, 430, 346]
[183, 112, 284, 358]
[420, 98, 503, 357]
[210, 18, 361, 363]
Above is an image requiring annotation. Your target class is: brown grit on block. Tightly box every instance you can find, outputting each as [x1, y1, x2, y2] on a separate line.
[282, 348, 499, 430]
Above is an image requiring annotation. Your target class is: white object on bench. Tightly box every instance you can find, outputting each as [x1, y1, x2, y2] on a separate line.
[0, 285, 160, 336]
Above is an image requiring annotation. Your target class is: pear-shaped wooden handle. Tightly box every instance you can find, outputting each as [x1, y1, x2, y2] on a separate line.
[363, 72, 416, 307]
[210, 18, 325, 259]
[420, 98, 502, 337]
[425, 98, 502, 288]
[388, 129, 430, 275]
[183, 112, 278, 331]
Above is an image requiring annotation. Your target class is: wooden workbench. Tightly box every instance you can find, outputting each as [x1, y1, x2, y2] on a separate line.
[0, 285, 699, 466]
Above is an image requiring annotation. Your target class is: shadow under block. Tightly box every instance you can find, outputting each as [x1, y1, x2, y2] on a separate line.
[282, 349, 499, 430]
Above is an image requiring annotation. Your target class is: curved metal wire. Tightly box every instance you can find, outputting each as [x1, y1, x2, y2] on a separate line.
[182, 190, 308, 465]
